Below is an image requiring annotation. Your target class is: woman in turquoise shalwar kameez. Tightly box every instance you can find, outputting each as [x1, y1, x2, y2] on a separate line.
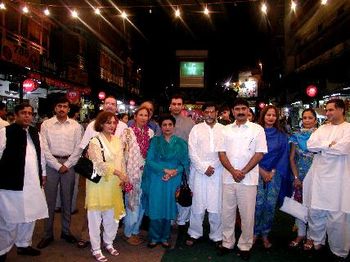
[142, 114, 190, 248]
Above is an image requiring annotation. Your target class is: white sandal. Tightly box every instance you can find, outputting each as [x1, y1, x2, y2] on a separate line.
[92, 250, 108, 262]
[104, 244, 119, 256]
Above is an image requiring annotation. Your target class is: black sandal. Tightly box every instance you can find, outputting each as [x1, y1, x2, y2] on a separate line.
[77, 239, 90, 248]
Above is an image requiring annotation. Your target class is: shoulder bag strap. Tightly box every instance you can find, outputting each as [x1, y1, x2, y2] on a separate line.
[95, 136, 106, 162]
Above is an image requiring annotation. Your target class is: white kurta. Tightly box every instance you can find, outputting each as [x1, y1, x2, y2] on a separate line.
[189, 122, 224, 214]
[303, 122, 350, 213]
[0, 128, 48, 223]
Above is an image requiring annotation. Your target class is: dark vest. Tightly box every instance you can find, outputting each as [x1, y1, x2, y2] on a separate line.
[0, 123, 43, 190]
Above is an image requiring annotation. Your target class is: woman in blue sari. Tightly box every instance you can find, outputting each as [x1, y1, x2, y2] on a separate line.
[254, 105, 290, 249]
[288, 108, 317, 249]
[142, 114, 190, 248]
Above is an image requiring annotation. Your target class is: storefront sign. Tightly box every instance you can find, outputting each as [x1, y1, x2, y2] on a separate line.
[66, 90, 81, 104]
[1, 40, 40, 70]
[98, 91, 106, 100]
[23, 79, 38, 92]
[306, 85, 318, 97]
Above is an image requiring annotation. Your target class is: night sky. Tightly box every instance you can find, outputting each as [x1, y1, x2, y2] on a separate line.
[129, 1, 273, 101]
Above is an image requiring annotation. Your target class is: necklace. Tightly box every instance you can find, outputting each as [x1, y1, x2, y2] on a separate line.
[131, 124, 150, 159]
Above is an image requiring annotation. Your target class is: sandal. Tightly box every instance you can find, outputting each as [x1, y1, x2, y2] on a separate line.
[104, 245, 119, 256]
[92, 250, 108, 262]
[161, 242, 171, 249]
[185, 237, 197, 247]
[77, 239, 90, 248]
[262, 237, 272, 249]
[289, 237, 304, 248]
[303, 239, 314, 251]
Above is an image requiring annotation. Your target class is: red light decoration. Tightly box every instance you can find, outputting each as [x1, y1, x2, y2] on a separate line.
[98, 91, 106, 100]
[23, 79, 37, 92]
[306, 85, 318, 97]
[258, 102, 266, 109]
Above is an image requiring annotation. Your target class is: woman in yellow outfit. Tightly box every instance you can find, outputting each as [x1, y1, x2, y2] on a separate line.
[86, 111, 128, 262]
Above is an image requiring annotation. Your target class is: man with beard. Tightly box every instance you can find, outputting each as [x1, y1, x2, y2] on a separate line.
[216, 98, 267, 260]
[185, 103, 224, 247]
[37, 97, 83, 249]
[0, 103, 48, 261]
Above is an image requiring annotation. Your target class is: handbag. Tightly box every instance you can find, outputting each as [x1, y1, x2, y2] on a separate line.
[74, 137, 105, 184]
[279, 195, 308, 223]
[175, 167, 192, 207]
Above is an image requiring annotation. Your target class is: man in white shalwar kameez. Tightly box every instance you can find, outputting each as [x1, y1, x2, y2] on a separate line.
[186, 103, 224, 246]
[304, 98, 350, 260]
[0, 103, 48, 261]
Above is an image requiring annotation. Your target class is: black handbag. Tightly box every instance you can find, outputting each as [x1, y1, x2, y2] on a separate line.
[176, 168, 192, 207]
[74, 137, 105, 183]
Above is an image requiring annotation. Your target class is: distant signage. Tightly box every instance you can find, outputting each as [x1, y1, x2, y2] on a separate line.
[98, 91, 106, 100]
[23, 79, 38, 92]
[1, 40, 40, 70]
[180, 62, 205, 88]
[66, 90, 81, 104]
[306, 85, 318, 97]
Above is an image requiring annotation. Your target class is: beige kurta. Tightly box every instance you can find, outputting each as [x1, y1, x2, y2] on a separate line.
[85, 133, 125, 221]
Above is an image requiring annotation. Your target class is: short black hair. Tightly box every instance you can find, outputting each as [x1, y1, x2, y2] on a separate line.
[326, 98, 346, 116]
[202, 102, 218, 112]
[170, 93, 184, 104]
[158, 114, 176, 126]
[232, 98, 249, 109]
[14, 103, 33, 114]
[54, 96, 70, 107]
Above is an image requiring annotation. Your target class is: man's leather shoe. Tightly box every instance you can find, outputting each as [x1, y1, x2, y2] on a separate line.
[61, 233, 77, 243]
[37, 237, 54, 249]
[17, 246, 41, 256]
[217, 246, 231, 256]
[237, 250, 251, 261]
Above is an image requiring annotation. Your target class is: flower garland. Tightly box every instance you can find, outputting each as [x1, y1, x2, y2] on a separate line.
[131, 124, 150, 159]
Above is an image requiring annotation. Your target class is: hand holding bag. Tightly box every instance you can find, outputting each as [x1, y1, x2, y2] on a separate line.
[175, 167, 192, 207]
[280, 194, 308, 223]
[74, 137, 105, 183]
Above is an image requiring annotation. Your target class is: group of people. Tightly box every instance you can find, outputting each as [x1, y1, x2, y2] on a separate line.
[0, 95, 349, 262]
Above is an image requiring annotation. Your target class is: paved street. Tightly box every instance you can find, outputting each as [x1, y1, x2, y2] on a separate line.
[6, 178, 166, 262]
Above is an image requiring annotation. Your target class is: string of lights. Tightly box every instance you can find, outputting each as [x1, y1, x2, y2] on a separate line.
[0, 0, 329, 19]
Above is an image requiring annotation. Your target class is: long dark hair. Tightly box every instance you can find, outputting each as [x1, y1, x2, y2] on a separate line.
[258, 105, 281, 131]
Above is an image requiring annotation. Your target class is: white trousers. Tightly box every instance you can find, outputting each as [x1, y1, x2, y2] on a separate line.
[87, 209, 119, 252]
[0, 215, 35, 255]
[222, 183, 257, 251]
[309, 209, 350, 258]
[188, 212, 222, 241]
[176, 204, 191, 225]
